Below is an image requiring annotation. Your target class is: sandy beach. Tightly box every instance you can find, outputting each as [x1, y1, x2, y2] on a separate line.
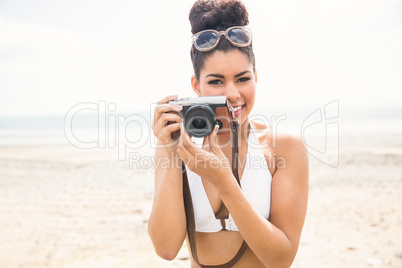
[0, 134, 401, 267]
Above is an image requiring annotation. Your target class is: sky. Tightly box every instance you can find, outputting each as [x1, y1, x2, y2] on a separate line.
[0, 0, 401, 116]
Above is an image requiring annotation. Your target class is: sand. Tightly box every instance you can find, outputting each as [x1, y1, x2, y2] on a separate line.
[0, 134, 401, 267]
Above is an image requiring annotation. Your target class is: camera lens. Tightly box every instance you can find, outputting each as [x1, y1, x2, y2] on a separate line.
[192, 117, 207, 129]
[184, 104, 215, 138]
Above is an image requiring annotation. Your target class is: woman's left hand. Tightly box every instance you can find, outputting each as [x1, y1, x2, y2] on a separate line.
[176, 123, 233, 187]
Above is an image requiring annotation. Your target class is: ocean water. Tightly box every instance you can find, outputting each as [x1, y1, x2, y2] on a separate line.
[0, 111, 152, 147]
[0, 107, 401, 146]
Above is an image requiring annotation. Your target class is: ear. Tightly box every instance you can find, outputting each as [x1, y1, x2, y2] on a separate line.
[191, 75, 202, 96]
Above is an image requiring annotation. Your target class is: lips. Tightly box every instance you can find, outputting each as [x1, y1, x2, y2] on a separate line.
[232, 105, 245, 117]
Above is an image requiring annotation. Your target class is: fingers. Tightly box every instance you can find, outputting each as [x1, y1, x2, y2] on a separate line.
[207, 125, 223, 156]
[208, 125, 231, 170]
[151, 95, 183, 147]
[152, 95, 182, 131]
[179, 124, 231, 174]
[202, 125, 218, 152]
[156, 94, 179, 105]
[152, 104, 182, 131]
[154, 112, 181, 133]
[202, 135, 211, 151]
[181, 123, 205, 153]
[179, 122, 194, 150]
[155, 103, 182, 115]
[179, 124, 220, 156]
[176, 122, 195, 165]
[154, 113, 182, 144]
[159, 122, 181, 139]
[177, 122, 202, 153]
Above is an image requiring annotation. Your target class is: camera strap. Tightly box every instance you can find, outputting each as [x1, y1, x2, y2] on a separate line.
[181, 118, 248, 268]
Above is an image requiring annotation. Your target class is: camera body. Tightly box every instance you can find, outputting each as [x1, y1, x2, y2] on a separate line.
[169, 95, 234, 138]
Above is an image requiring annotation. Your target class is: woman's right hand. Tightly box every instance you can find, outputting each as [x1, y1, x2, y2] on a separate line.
[152, 95, 183, 154]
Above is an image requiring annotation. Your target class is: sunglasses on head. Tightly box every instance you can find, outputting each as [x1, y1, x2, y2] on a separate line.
[191, 26, 252, 54]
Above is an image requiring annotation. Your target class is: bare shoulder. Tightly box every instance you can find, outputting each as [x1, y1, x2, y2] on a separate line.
[275, 133, 307, 158]
[273, 131, 309, 182]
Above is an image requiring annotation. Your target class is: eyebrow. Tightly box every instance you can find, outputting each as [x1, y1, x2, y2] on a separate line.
[235, 70, 252, 78]
[205, 70, 252, 79]
[205, 73, 224, 79]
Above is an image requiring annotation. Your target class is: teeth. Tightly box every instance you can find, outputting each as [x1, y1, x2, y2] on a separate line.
[233, 106, 243, 112]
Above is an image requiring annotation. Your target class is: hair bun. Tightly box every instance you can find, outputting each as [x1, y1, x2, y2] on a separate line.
[189, 0, 249, 34]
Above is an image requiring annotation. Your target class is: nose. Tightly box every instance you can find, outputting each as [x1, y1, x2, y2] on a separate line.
[224, 82, 240, 103]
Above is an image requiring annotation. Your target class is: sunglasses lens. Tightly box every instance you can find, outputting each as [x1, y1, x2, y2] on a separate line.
[196, 32, 219, 49]
[228, 28, 250, 45]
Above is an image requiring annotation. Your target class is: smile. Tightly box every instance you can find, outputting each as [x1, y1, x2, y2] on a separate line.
[232, 105, 245, 117]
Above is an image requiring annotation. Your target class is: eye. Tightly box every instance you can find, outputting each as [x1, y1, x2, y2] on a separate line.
[237, 77, 250, 83]
[208, 79, 223, 85]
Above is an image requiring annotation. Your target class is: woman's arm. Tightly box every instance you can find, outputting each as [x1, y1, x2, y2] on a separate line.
[148, 147, 187, 260]
[177, 128, 309, 267]
[218, 134, 309, 267]
[147, 95, 187, 260]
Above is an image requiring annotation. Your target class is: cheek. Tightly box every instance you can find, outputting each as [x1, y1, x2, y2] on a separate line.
[243, 85, 256, 103]
[200, 89, 212, 96]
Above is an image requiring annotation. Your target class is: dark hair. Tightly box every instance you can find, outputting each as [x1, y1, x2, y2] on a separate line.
[189, 0, 256, 80]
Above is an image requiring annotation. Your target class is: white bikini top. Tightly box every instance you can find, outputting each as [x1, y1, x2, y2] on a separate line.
[185, 124, 272, 233]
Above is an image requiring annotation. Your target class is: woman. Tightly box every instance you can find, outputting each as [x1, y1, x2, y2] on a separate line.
[148, 0, 309, 267]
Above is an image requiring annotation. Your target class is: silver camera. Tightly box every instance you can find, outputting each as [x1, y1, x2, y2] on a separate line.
[169, 95, 234, 138]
